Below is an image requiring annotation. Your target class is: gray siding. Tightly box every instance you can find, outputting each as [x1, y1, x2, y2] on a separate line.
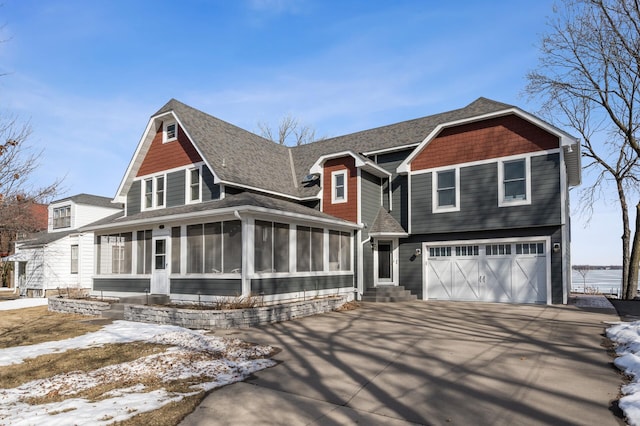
[362, 240, 374, 289]
[94, 278, 150, 292]
[171, 278, 241, 296]
[411, 153, 561, 234]
[203, 167, 221, 201]
[224, 185, 243, 196]
[376, 150, 411, 230]
[127, 181, 141, 216]
[361, 171, 381, 239]
[167, 170, 185, 207]
[398, 241, 423, 298]
[251, 274, 354, 295]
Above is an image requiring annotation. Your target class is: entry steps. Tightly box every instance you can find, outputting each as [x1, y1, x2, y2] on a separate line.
[361, 285, 417, 302]
[101, 294, 170, 320]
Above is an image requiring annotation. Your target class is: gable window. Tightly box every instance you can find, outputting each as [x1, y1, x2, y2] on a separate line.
[189, 168, 201, 202]
[332, 170, 347, 203]
[142, 175, 166, 210]
[70, 245, 78, 274]
[498, 157, 531, 207]
[433, 169, 459, 213]
[156, 176, 165, 207]
[53, 206, 71, 229]
[163, 121, 177, 143]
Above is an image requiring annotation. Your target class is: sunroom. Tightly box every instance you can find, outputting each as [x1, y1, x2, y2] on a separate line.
[87, 192, 360, 303]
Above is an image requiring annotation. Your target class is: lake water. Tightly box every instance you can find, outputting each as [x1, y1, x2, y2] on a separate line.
[571, 269, 635, 296]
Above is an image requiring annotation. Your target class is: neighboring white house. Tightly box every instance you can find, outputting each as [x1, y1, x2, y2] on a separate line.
[8, 194, 122, 297]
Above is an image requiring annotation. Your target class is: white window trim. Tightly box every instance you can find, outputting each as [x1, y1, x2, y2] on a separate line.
[163, 121, 177, 143]
[498, 156, 532, 207]
[141, 173, 167, 211]
[331, 170, 348, 204]
[432, 167, 460, 213]
[187, 166, 202, 204]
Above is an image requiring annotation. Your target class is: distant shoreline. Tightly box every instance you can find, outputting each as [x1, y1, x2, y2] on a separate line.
[573, 265, 622, 270]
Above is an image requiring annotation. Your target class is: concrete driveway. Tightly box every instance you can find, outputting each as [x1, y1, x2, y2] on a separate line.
[181, 300, 624, 426]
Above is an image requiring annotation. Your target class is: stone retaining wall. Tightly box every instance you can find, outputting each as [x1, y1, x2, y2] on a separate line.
[48, 297, 112, 317]
[125, 296, 348, 329]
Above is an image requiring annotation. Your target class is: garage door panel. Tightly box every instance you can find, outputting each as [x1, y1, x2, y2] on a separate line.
[513, 257, 546, 303]
[427, 259, 454, 300]
[484, 258, 512, 302]
[453, 259, 480, 300]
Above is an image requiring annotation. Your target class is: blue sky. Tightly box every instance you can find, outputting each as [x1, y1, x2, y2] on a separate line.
[0, 0, 625, 265]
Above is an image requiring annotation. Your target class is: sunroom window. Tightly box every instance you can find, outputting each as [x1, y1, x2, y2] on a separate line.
[255, 221, 290, 273]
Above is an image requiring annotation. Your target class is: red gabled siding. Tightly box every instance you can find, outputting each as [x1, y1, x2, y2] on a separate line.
[322, 157, 358, 223]
[137, 123, 202, 177]
[411, 115, 559, 171]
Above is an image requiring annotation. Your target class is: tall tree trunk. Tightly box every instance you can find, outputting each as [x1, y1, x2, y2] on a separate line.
[627, 202, 640, 300]
[618, 180, 632, 299]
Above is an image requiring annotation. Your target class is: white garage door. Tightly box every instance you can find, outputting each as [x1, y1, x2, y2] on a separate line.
[426, 241, 548, 303]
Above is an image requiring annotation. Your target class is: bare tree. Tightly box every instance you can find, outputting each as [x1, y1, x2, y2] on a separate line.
[258, 114, 323, 146]
[575, 265, 591, 293]
[0, 115, 62, 285]
[526, 0, 640, 299]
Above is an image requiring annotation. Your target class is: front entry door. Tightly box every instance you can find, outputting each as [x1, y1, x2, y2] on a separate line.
[377, 241, 393, 284]
[150, 237, 170, 294]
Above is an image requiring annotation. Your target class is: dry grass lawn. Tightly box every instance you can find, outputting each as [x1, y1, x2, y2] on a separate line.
[0, 306, 213, 425]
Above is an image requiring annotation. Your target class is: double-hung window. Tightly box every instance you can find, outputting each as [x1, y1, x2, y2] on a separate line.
[433, 168, 459, 213]
[70, 245, 78, 274]
[332, 170, 347, 203]
[189, 168, 201, 203]
[499, 157, 531, 206]
[143, 175, 166, 209]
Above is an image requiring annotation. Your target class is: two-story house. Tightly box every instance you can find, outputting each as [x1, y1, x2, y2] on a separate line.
[9, 194, 123, 297]
[86, 97, 580, 305]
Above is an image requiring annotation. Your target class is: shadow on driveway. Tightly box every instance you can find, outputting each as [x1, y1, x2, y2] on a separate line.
[182, 301, 624, 426]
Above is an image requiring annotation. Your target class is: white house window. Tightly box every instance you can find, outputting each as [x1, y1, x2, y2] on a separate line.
[96, 233, 132, 274]
[254, 221, 290, 273]
[70, 245, 78, 274]
[53, 205, 71, 229]
[163, 121, 177, 143]
[156, 176, 165, 207]
[142, 175, 166, 210]
[189, 168, 201, 202]
[433, 169, 459, 213]
[498, 157, 531, 207]
[331, 170, 347, 203]
[329, 230, 351, 271]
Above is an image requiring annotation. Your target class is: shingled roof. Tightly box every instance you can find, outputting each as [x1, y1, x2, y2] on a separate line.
[146, 97, 516, 200]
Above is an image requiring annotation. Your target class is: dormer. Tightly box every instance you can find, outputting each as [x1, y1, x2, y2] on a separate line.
[48, 194, 122, 233]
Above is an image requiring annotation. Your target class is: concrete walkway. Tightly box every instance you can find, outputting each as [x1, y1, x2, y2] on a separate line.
[181, 300, 624, 426]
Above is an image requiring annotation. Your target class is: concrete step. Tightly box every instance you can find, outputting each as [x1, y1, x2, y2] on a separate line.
[361, 286, 417, 302]
[101, 303, 125, 320]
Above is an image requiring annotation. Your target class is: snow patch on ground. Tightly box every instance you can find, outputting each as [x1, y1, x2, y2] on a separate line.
[607, 321, 640, 426]
[0, 320, 276, 425]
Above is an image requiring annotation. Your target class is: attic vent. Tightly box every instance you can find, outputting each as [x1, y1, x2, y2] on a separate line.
[163, 121, 177, 143]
